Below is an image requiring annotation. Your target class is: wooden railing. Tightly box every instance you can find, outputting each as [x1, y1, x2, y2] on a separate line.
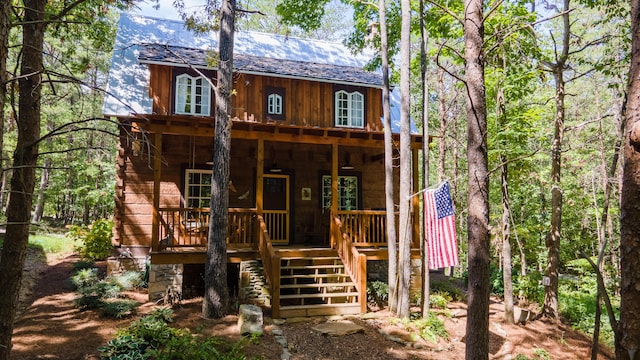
[331, 216, 367, 313]
[257, 215, 281, 318]
[262, 210, 288, 243]
[336, 210, 389, 247]
[156, 207, 257, 251]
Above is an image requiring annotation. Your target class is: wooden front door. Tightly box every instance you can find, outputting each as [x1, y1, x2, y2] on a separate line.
[263, 174, 290, 244]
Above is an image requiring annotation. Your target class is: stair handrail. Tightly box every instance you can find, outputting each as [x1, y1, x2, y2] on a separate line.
[331, 216, 367, 313]
[256, 214, 281, 318]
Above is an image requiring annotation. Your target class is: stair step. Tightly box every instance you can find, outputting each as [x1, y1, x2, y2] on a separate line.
[280, 282, 355, 289]
[279, 303, 360, 310]
[280, 256, 340, 261]
[282, 264, 344, 270]
[280, 291, 358, 299]
[280, 273, 350, 279]
[278, 303, 362, 318]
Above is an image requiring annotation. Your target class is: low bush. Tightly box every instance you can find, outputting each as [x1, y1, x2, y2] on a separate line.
[367, 280, 389, 308]
[70, 266, 144, 317]
[102, 299, 140, 319]
[67, 219, 114, 261]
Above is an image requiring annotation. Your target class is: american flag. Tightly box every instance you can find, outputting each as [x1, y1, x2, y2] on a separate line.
[424, 181, 459, 269]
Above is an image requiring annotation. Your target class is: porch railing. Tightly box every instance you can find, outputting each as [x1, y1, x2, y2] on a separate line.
[257, 215, 280, 318]
[336, 210, 389, 247]
[331, 215, 367, 313]
[156, 207, 257, 251]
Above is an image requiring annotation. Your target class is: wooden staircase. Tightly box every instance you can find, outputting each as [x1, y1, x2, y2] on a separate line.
[276, 249, 362, 318]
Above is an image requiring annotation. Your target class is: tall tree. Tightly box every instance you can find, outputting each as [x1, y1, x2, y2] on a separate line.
[0, 0, 8, 198]
[618, 0, 640, 357]
[463, 0, 490, 357]
[378, 0, 399, 314]
[0, 1, 45, 358]
[203, 0, 235, 318]
[397, 0, 412, 319]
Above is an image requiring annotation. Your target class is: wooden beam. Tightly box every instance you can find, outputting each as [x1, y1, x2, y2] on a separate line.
[412, 148, 420, 249]
[330, 143, 338, 249]
[151, 133, 162, 252]
[256, 138, 264, 216]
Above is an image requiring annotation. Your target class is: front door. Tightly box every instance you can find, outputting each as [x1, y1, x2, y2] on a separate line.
[263, 174, 290, 244]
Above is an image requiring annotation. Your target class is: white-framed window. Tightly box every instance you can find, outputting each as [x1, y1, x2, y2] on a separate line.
[267, 93, 283, 115]
[322, 175, 358, 210]
[185, 169, 212, 208]
[175, 74, 210, 116]
[335, 90, 364, 128]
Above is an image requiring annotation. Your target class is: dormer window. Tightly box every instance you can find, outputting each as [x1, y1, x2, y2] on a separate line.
[264, 87, 285, 120]
[175, 74, 210, 116]
[335, 89, 364, 128]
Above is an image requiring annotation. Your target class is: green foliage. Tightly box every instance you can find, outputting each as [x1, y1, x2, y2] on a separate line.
[101, 300, 139, 319]
[73, 260, 96, 272]
[431, 279, 466, 302]
[532, 348, 550, 360]
[489, 264, 505, 296]
[405, 312, 449, 344]
[71, 268, 101, 290]
[429, 292, 450, 309]
[28, 234, 76, 254]
[513, 272, 544, 305]
[367, 280, 389, 307]
[68, 219, 114, 261]
[100, 308, 247, 360]
[107, 271, 145, 291]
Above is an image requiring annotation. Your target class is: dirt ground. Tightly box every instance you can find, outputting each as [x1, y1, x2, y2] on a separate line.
[9, 250, 615, 360]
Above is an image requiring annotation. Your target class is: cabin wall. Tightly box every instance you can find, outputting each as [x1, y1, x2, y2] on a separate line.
[147, 65, 383, 131]
[114, 132, 396, 249]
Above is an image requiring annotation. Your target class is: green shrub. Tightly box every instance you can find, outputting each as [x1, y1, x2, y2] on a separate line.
[532, 348, 550, 360]
[513, 271, 544, 305]
[68, 219, 114, 261]
[99, 308, 247, 360]
[407, 312, 449, 343]
[367, 281, 389, 307]
[431, 279, 466, 302]
[429, 292, 450, 309]
[102, 299, 139, 319]
[108, 271, 145, 291]
[73, 260, 96, 272]
[71, 268, 101, 290]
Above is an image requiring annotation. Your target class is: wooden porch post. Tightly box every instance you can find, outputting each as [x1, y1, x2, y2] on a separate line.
[151, 133, 162, 252]
[330, 142, 339, 248]
[256, 138, 264, 216]
[412, 147, 420, 249]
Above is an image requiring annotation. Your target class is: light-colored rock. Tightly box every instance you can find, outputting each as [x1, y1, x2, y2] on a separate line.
[238, 304, 263, 336]
[311, 321, 364, 336]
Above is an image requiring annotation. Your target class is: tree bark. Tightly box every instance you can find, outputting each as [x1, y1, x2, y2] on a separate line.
[379, 0, 398, 314]
[419, 0, 430, 317]
[0, 0, 44, 358]
[203, 0, 234, 319]
[32, 157, 51, 223]
[463, 0, 490, 357]
[617, 0, 640, 358]
[437, 67, 446, 182]
[397, 0, 412, 318]
[0, 0, 8, 199]
[542, 0, 570, 320]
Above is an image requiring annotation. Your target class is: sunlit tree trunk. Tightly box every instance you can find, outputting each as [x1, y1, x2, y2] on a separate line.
[32, 157, 51, 223]
[379, 0, 398, 314]
[464, 0, 490, 357]
[419, 0, 430, 317]
[397, 0, 412, 318]
[203, 0, 234, 319]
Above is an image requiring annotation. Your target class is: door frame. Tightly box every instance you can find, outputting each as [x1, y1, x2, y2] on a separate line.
[262, 173, 291, 244]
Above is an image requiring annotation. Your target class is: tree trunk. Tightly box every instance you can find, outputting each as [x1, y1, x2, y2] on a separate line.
[32, 157, 51, 223]
[437, 67, 446, 182]
[397, 0, 412, 319]
[419, 0, 430, 317]
[542, 0, 570, 320]
[617, 0, 640, 358]
[0, 0, 44, 358]
[379, 0, 398, 313]
[464, 0, 490, 357]
[0, 0, 8, 202]
[203, 0, 234, 319]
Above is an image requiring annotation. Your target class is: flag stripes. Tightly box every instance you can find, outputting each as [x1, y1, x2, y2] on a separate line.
[424, 181, 459, 269]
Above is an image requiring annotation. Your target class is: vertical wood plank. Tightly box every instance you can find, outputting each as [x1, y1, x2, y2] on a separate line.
[256, 138, 264, 215]
[151, 133, 162, 252]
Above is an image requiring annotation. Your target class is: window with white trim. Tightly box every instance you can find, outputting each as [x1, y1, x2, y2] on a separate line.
[267, 93, 283, 115]
[322, 175, 358, 210]
[185, 170, 212, 208]
[175, 74, 210, 116]
[335, 90, 364, 128]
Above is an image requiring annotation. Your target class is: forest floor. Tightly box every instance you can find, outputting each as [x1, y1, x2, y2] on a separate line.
[9, 248, 616, 360]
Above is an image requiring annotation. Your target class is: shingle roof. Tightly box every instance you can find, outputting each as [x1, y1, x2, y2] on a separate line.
[137, 44, 383, 87]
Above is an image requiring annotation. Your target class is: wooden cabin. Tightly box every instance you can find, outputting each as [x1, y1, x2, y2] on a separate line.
[104, 14, 423, 318]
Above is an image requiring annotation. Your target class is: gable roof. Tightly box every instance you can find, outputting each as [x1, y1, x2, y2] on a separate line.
[103, 13, 415, 133]
[137, 44, 383, 87]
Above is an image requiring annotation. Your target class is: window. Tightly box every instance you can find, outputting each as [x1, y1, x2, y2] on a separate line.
[322, 175, 359, 210]
[268, 94, 283, 115]
[175, 74, 210, 116]
[335, 90, 364, 128]
[185, 170, 212, 208]
[264, 87, 285, 120]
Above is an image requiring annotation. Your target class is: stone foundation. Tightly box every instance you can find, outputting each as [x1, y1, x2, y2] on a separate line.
[148, 264, 184, 302]
[238, 260, 271, 307]
[106, 256, 147, 276]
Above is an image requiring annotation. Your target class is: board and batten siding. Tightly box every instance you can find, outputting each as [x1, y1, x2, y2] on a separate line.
[147, 65, 383, 131]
